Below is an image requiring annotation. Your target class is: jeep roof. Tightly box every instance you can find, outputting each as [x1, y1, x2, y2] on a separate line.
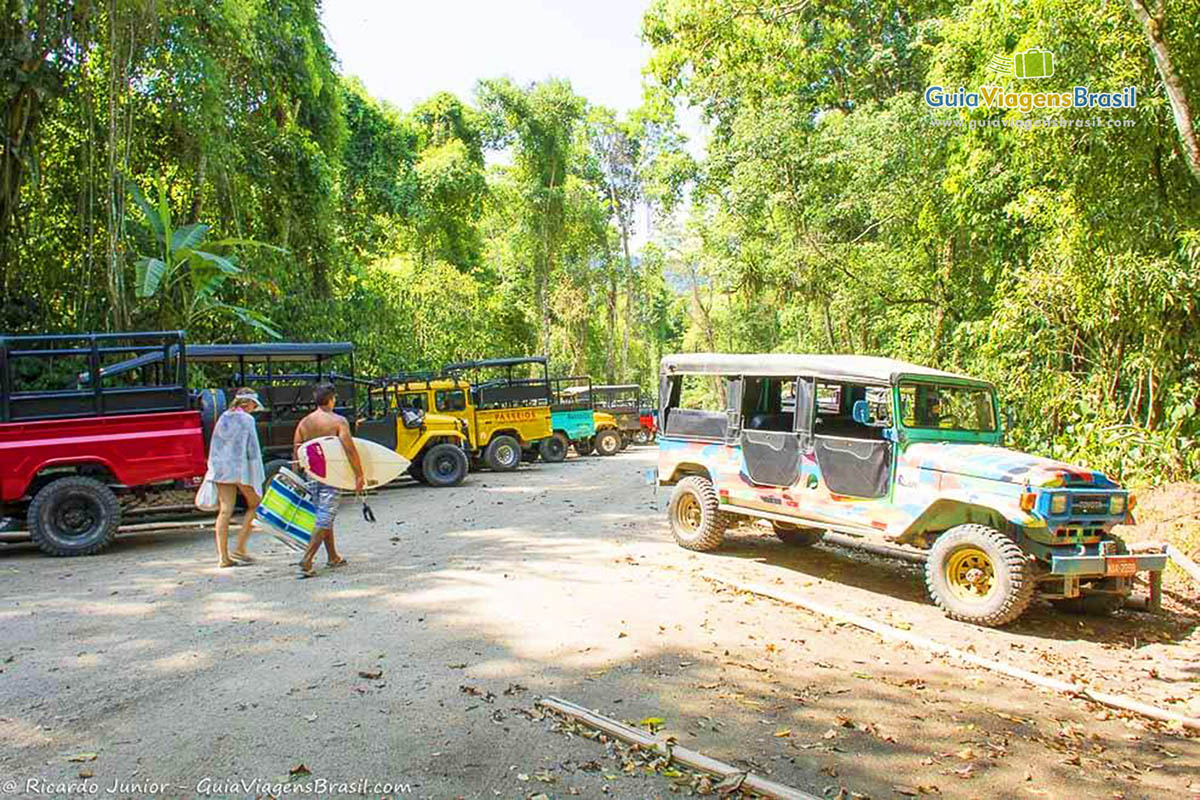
[660, 353, 986, 386]
[443, 356, 548, 372]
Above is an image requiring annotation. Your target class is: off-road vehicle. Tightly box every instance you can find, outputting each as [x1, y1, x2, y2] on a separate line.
[383, 357, 554, 472]
[548, 376, 623, 458]
[655, 353, 1166, 627]
[593, 383, 653, 447]
[0, 331, 207, 556]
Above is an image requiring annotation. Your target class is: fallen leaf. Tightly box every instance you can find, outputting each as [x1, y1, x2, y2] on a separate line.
[289, 764, 311, 777]
[774, 728, 792, 738]
[304, 714, 318, 723]
[77, 770, 93, 779]
[893, 786, 919, 797]
[357, 669, 382, 680]
[66, 753, 98, 763]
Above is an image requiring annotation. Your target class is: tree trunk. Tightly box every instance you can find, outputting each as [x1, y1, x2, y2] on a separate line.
[1129, 0, 1200, 184]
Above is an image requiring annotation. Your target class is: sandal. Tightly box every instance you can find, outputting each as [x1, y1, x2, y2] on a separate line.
[230, 552, 256, 564]
[218, 560, 238, 569]
[297, 566, 318, 579]
[328, 558, 348, 568]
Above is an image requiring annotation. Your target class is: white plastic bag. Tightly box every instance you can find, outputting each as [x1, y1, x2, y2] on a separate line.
[194, 473, 219, 512]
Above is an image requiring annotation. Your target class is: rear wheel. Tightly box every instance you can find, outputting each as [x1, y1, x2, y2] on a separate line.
[632, 428, 651, 445]
[575, 437, 595, 456]
[594, 429, 621, 457]
[925, 524, 1034, 627]
[484, 435, 522, 472]
[668, 476, 729, 552]
[28, 476, 121, 557]
[772, 521, 824, 547]
[421, 443, 468, 487]
[540, 433, 568, 463]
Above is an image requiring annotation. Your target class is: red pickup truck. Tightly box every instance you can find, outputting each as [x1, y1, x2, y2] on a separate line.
[0, 332, 207, 555]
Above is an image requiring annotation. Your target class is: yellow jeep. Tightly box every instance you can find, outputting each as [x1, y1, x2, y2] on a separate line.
[385, 357, 554, 472]
[360, 386, 471, 487]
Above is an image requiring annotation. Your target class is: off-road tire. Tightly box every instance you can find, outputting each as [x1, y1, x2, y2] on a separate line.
[421, 443, 468, 487]
[772, 521, 825, 547]
[575, 437, 595, 456]
[669, 476, 729, 552]
[484, 435, 522, 472]
[594, 429, 621, 457]
[28, 476, 121, 557]
[1052, 535, 1131, 616]
[925, 524, 1034, 627]
[540, 433, 568, 463]
[408, 459, 429, 484]
[632, 428, 651, 445]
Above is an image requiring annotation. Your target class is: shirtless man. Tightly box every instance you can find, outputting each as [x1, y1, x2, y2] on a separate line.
[293, 382, 364, 578]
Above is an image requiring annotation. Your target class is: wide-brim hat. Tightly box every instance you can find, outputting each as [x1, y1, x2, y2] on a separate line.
[234, 390, 268, 412]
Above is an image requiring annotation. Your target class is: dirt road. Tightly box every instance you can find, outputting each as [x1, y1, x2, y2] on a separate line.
[1, 450, 1197, 799]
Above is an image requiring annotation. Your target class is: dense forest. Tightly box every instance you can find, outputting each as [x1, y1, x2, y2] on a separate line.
[1, 0, 1198, 484]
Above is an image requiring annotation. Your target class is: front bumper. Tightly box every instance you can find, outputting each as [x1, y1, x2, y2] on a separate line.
[1050, 551, 1168, 577]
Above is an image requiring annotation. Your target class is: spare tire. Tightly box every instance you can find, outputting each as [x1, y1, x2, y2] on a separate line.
[198, 388, 227, 446]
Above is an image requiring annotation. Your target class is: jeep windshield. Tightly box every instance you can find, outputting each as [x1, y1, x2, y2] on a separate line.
[898, 382, 997, 433]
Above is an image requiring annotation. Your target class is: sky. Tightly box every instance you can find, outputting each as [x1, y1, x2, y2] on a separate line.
[320, 0, 654, 115]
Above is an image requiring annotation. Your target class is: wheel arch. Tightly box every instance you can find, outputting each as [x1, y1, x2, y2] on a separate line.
[663, 462, 713, 486]
[899, 497, 1032, 547]
[24, 459, 122, 499]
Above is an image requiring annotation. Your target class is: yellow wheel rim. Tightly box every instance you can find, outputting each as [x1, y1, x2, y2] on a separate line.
[675, 492, 702, 533]
[944, 546, 996, 603]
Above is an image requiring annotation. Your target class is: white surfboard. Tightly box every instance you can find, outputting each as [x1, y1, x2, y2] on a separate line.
[297, 436, 410, 491]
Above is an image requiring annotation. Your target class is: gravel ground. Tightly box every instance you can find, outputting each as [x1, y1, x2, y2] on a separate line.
[1, 449, 1197, 800]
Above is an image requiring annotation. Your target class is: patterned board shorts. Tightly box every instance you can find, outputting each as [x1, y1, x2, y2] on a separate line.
[307, 480, 341, 529]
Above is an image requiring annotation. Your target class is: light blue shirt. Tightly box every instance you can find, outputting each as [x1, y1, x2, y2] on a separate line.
[206, 408, 266, 493]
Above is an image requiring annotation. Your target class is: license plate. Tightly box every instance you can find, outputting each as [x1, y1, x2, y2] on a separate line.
[1105, 556, 1137, 577]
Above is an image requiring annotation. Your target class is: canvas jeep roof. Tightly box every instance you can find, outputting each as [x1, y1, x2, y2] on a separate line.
[660, 353, 986, 385]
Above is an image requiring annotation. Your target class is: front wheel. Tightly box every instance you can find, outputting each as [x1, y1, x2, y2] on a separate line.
[668, 476, 729, 552]
[632, 428, 650, 445]
[772, 521, 824, 547]
[925, 524, 1034, 627]
[28, 476, 121, 557]
[539, 433, 568, 463]
[421, 443, 469, 487]
[594, 429, 621, 457]
[484, 435, 522, 472]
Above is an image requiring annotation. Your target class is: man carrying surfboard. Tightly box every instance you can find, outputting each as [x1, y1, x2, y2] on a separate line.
[293, 382, 364, 578]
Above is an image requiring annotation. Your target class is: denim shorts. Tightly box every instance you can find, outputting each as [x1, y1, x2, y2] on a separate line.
[307, 480, 341, 529]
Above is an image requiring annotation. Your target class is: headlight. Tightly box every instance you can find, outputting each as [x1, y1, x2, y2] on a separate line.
[1109, 495, 1126, 515]
[1050, 494, 1069, 515]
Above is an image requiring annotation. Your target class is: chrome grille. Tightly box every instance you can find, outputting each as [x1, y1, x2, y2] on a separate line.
[1071, 494, 1109, 515]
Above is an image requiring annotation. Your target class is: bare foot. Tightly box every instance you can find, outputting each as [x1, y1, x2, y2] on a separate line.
[218, 560, 237, 568]
[328, 557, 348, 568]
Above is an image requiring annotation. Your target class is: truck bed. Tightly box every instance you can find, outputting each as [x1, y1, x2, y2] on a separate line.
[0, 411, 207, 502]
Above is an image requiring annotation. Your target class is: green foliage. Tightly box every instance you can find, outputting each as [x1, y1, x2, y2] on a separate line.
[0, 1, 671, 399]
[128, 176, 283, 337]
[644, 0, 1200, 483]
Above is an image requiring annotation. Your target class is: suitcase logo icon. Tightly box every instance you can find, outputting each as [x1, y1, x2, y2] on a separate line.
[988, 48, 1054, 80]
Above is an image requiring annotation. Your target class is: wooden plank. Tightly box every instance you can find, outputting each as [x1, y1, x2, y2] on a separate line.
[712, 576, 1200, 732]
[1166, 545, 1200, 585]
[537, 696, 822, 800]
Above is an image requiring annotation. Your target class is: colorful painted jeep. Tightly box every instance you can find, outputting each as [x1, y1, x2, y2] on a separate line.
[656, 353, 1166, 627]
[593, 384, 653, 448]
[548, 376, 623, 458]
